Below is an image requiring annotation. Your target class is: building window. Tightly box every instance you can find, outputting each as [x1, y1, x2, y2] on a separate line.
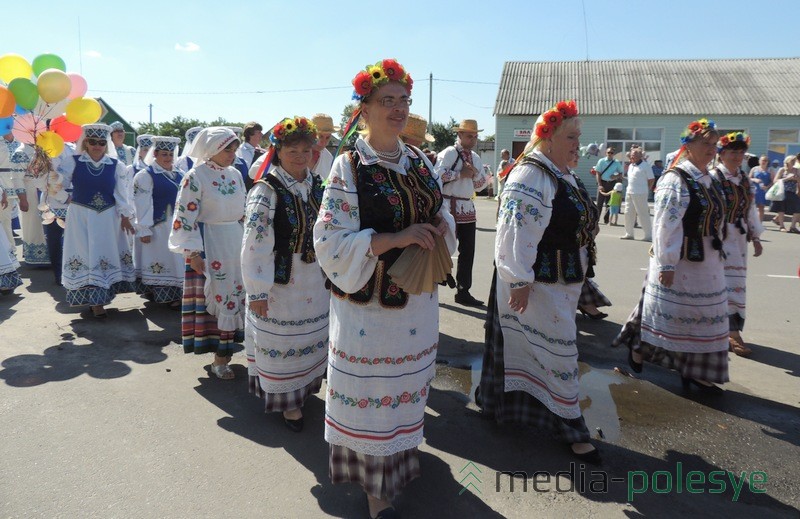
[767, 129, 800, 165]
[606, 128, 664, 162]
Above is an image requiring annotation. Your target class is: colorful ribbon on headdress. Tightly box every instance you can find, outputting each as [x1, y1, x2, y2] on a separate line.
[668, 145, 687, 170]
[253, 146, 276, 182]
[335, 107, 362, 156]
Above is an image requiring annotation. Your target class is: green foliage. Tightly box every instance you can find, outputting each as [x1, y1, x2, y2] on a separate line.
[135, 116, 246, 146]
[429, 117, 457, 151]
[340, 103, 357, 133]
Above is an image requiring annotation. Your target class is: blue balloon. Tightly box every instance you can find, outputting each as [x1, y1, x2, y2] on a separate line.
[14, 104, 30, 116]
[0, 116, 13, 135]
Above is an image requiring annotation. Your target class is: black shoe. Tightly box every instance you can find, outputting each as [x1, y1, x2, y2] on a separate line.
[628, 349, 643, 374]
[283, 416, 304, 432]
[445, 274, 456, 289]
[577, 306, 608, 320]
[454, 291, 483, 307]
[681, 377, 723, 394]
[570, 444, 602, 465]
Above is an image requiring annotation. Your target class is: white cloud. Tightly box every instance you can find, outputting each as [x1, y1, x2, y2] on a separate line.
[175, 42, 200, 52]
[85, 50, 102, 58]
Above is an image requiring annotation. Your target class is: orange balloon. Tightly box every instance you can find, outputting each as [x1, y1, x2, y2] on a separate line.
[0, 86, 15, 118]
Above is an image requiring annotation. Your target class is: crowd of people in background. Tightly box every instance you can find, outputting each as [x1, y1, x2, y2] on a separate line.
[1, 55, 797, 517]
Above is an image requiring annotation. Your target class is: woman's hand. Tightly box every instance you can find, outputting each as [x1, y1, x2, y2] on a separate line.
[121, 216, 135, 234]
[0, 192, 6, 209]
[659, 270, 675, 288]
[431, 213, 448, 236]
[753, 240, 763, 257]
[250, 299, 269, 318]
[139, 236, 151, 244]
[508, 284, 531, 313]
[395, 223, 438, 250]
[190, 254, 205, 274]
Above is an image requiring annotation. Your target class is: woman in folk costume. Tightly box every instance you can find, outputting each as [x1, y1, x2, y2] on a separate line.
[241, 116, 329, 433]
[17, 142, 51, 266]
[168, 127, 246, 380]
[0, 190, 22, 294]
[313, 59, 456, 519]
[479, 100, 602, 464]
[133, 136, 185, 307]
[711, 132, 764, 357]
[123, 134, 154, 196]
[175, 126, 204, 174]
[58, 123, 136, 317]
[614, 119, 729, 393]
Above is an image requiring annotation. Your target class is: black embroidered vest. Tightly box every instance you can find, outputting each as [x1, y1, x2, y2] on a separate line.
[713, 167, 751, 236]
[260, 173, 324, 285]
[519, 157, 599, 284]
[672, 167, 726, 262]
[329, 148, 443, 308]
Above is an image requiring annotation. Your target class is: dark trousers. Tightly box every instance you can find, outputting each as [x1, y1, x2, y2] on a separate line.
[595, 179, 615, 223]
[43, 221, 64, 284]
[455, 221, 476, 293]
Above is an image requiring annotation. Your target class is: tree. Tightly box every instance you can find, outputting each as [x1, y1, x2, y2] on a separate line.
[483, 134, 495, 142]
[135, 116, 246, 146]
[340, 103, 357, 133]
[429, 117, 457, 151]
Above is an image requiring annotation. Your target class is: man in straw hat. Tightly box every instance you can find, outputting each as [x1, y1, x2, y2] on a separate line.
[434, 119, 489, 306]
[400, 113, 437, 165]
[310, 113, 339, 180]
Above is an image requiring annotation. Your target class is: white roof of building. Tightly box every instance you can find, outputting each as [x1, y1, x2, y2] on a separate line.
[494, 58, 800, 117]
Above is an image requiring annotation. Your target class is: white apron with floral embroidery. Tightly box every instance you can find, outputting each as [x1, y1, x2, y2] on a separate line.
[169, 162, 246, 331]
[242, 171, 329, 393]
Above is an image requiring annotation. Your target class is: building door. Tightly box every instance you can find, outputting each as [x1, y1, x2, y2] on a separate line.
[512, 141, 527, 159]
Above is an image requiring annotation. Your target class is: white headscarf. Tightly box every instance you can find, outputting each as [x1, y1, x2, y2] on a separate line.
[189, 127, 239, 163]
[179, 125, 204, 159]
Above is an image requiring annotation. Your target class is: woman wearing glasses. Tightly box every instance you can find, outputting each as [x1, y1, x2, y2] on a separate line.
[314, 59, 455, 519]
[57, 123, 136, 317]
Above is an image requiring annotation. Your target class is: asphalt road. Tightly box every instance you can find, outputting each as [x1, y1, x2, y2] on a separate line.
[1, 199, 798, 518]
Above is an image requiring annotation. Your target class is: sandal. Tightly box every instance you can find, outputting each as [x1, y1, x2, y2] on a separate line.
[91, 305, 107, 318]
[728, 337, 752, 357]
[210, 363, 235, 380]
[789, 228, 800, 234]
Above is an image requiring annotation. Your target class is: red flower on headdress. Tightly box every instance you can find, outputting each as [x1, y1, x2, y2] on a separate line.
[404, 73, 414, 93]
[273, 124, 285, 139]
[353, 71, 374, 97]
[296, 117, 308, 129]
[556, 100, 578, 118]
[535, 124, 553, 139]
[543, 110, 563, 127]
[719, 135, 730, 147]
[382, 59, 406, 81]
[688, 121, 703, 133]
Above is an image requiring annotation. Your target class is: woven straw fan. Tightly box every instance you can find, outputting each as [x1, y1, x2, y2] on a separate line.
[387, 233, 452, 295]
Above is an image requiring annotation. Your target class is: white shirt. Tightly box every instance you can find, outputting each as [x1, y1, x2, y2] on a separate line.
[236, 142, 256, 168]
[311, 148, 334, 180]
[433, 144, 488, 223]
[625, 160, 654, 195]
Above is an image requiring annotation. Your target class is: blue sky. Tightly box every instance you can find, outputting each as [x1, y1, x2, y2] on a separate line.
[5, 0, 799, 138]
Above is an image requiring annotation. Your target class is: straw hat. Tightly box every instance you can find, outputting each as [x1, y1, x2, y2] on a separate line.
[452, 119, 482, 133]
[311, 113, 340, 134]
[401, 113, 434, 144]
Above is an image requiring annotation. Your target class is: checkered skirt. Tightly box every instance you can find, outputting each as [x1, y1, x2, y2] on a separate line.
[249, 374, 324, 412]
[478, 270, 590, 444]
[329, 444, 420, 501]
[579, 278, 612, 308]
[612, 275, 729, 384]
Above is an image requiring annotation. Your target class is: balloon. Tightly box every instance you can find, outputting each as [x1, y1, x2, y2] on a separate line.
[36, 130, 65, 158]
[0, 116, 13, 135]
[11, 113, 41, 144]
[67, 72, 88, 99]
[50, 115, 82, 142]
[37, 69, 71, 104]
[14, 104, 31, 116]
[0, 86, 14, 118]
[32, 54, 67, 76]
[33, 97, 69, 120]
[0, 54, 32, 83]
[8, 78, 39, 110]
[66, 97, 102, 125]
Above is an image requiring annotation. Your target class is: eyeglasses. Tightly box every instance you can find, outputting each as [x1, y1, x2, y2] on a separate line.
[377, 97, 412, 108]
[86, 139, 107, 146]
[606, 151, 614, 154]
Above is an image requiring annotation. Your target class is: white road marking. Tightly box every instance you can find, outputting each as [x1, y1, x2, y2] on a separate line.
[766, 275, 799, 279]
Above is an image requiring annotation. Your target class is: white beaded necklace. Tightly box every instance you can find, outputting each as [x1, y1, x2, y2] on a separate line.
[374, 145, 402, 161]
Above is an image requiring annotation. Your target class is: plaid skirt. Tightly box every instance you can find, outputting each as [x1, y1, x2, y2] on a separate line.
[181, 261, 240, 356]
[612, 275, 730, 384]
[329, 444, 420, 501]
[249, 374, 324, 412]
[579, 278, 612, 308]
[478, 270, 590, 444]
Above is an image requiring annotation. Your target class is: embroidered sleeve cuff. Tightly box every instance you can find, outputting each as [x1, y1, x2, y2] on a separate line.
[659, 265, 676, 272]
[248, 293, 269, 302]
[14, 188, 25, 194]
[509, 281, 530, 289]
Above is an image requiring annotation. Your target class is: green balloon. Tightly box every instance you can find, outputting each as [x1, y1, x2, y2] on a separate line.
[8, 77, 38, 110]
[32, 54, 66, 76]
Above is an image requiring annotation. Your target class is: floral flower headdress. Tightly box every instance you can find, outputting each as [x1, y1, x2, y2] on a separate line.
[498, 100, 578, 181]
[336, 59, 413, 156]
[534, 100, 579, 139]
[680, 118, 716, 144]
[717, 131, 750, 152]
[254, 116, 318, 181]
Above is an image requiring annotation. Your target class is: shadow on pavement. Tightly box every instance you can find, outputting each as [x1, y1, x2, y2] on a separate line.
[744, 341, 800, 378]
[0, 307, 175, 387]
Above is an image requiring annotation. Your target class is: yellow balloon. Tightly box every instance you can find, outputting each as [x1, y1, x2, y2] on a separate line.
[0, 53, 32, 84]
[37, 69, 72, 104]
[36, 130, 65, 158]
[66, 97, 102, 125]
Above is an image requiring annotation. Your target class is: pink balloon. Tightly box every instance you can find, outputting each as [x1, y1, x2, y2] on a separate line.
[12, 113, 43, 144]
[67, 72, 88, 100]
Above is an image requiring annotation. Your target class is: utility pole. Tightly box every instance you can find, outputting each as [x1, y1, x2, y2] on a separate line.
[428, 73, 433, 128]
[148, 104, 153, 124]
